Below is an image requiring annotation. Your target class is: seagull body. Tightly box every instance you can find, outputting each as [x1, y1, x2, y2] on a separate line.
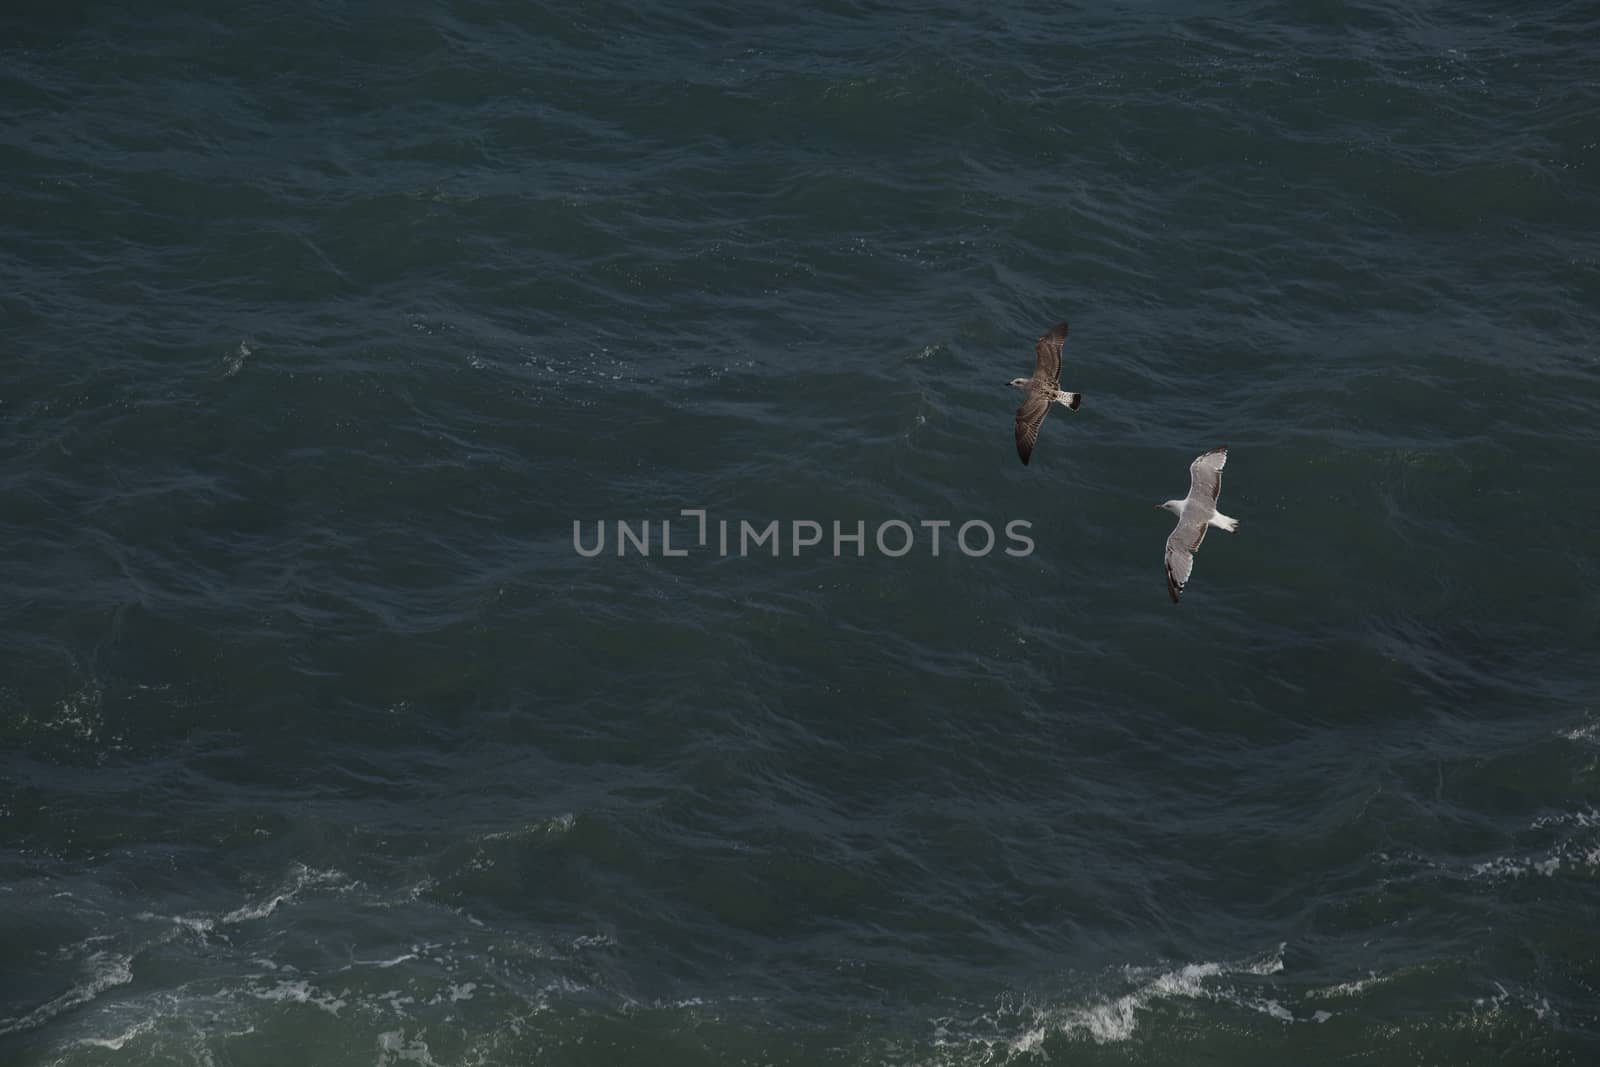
[1008, 321, 1082, 465]
[1159, 446, 1238, 603]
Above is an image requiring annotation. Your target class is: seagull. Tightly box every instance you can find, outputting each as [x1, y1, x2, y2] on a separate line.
[1009, 321, 1082, 465]
[1158, 446, 1239, 603]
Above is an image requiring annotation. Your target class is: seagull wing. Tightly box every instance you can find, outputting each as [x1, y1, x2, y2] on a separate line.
[1187, 445, 1228, 502]
[1164, 511, 1210, 603]
[1014, 386, 1052, 465]
[1032, 322, 1068, 389]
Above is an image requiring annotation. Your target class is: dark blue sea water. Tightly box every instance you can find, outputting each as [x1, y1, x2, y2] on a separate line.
[4, 1, 1599, 1063]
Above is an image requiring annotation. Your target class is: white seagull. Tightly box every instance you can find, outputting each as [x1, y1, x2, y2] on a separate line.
[1008, 321, 1082, 465]
[1158, 446, 1239, 603]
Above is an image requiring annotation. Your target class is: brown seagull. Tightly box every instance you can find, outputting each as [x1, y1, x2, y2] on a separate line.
[1008, 322, 1081, 465]
[1158, 446, 1239, 603]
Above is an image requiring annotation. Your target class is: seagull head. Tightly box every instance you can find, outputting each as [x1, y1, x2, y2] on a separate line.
[1007, 377, 1030, 390]
[1158, 499, 1185, 515]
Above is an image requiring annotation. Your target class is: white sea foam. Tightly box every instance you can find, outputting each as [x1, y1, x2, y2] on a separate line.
[930, 943, 1292, 1059]
[223, 339, 252, 378]
[0, 951, 133, 1037]
[222, 865, 355, 924]
[24, 920, 517, 1066]
[1531, 808, 1600, 830]
[424, 982, 478, 1006]
[395, 879, 437, 904]
[1470, 854, 1555, 879]
[247, 979, 348, 1017]
[377, 1029, 443, 1065]
[1559, 721, 1598, 743]
[1472, 981, 1512, 1017]
[223, 895, 290, 924]
[24, 682, 106, 743]
[136, 911, 216, 937]
[479, 813, 576, 842]
[1254, 998, 1294, 1022]
[75, 1018, 156, 1051]
[1462, 806, 1600, 879]
[355, 952, 420, 969]
[1469, 837, 1600, 880]
[378, 990, 418, 1014]
[1316, 971, 1387, 998]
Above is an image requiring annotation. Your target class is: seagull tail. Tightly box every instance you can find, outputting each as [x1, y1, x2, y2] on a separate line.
[1060, 391, 1081, 411]
[1211, 512, 1239, 533]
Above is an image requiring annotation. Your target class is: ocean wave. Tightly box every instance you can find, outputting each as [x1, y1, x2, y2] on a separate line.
[221, 864, 358, 925]
[927, 943, 1290, 1060]
[0, 950, 133, 1039]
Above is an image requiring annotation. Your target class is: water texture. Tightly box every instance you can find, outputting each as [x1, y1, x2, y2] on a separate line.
[3, 1, 1599, 1063]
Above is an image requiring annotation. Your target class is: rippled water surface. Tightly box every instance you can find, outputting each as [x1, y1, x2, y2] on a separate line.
[3, 1, 1599, 1063]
